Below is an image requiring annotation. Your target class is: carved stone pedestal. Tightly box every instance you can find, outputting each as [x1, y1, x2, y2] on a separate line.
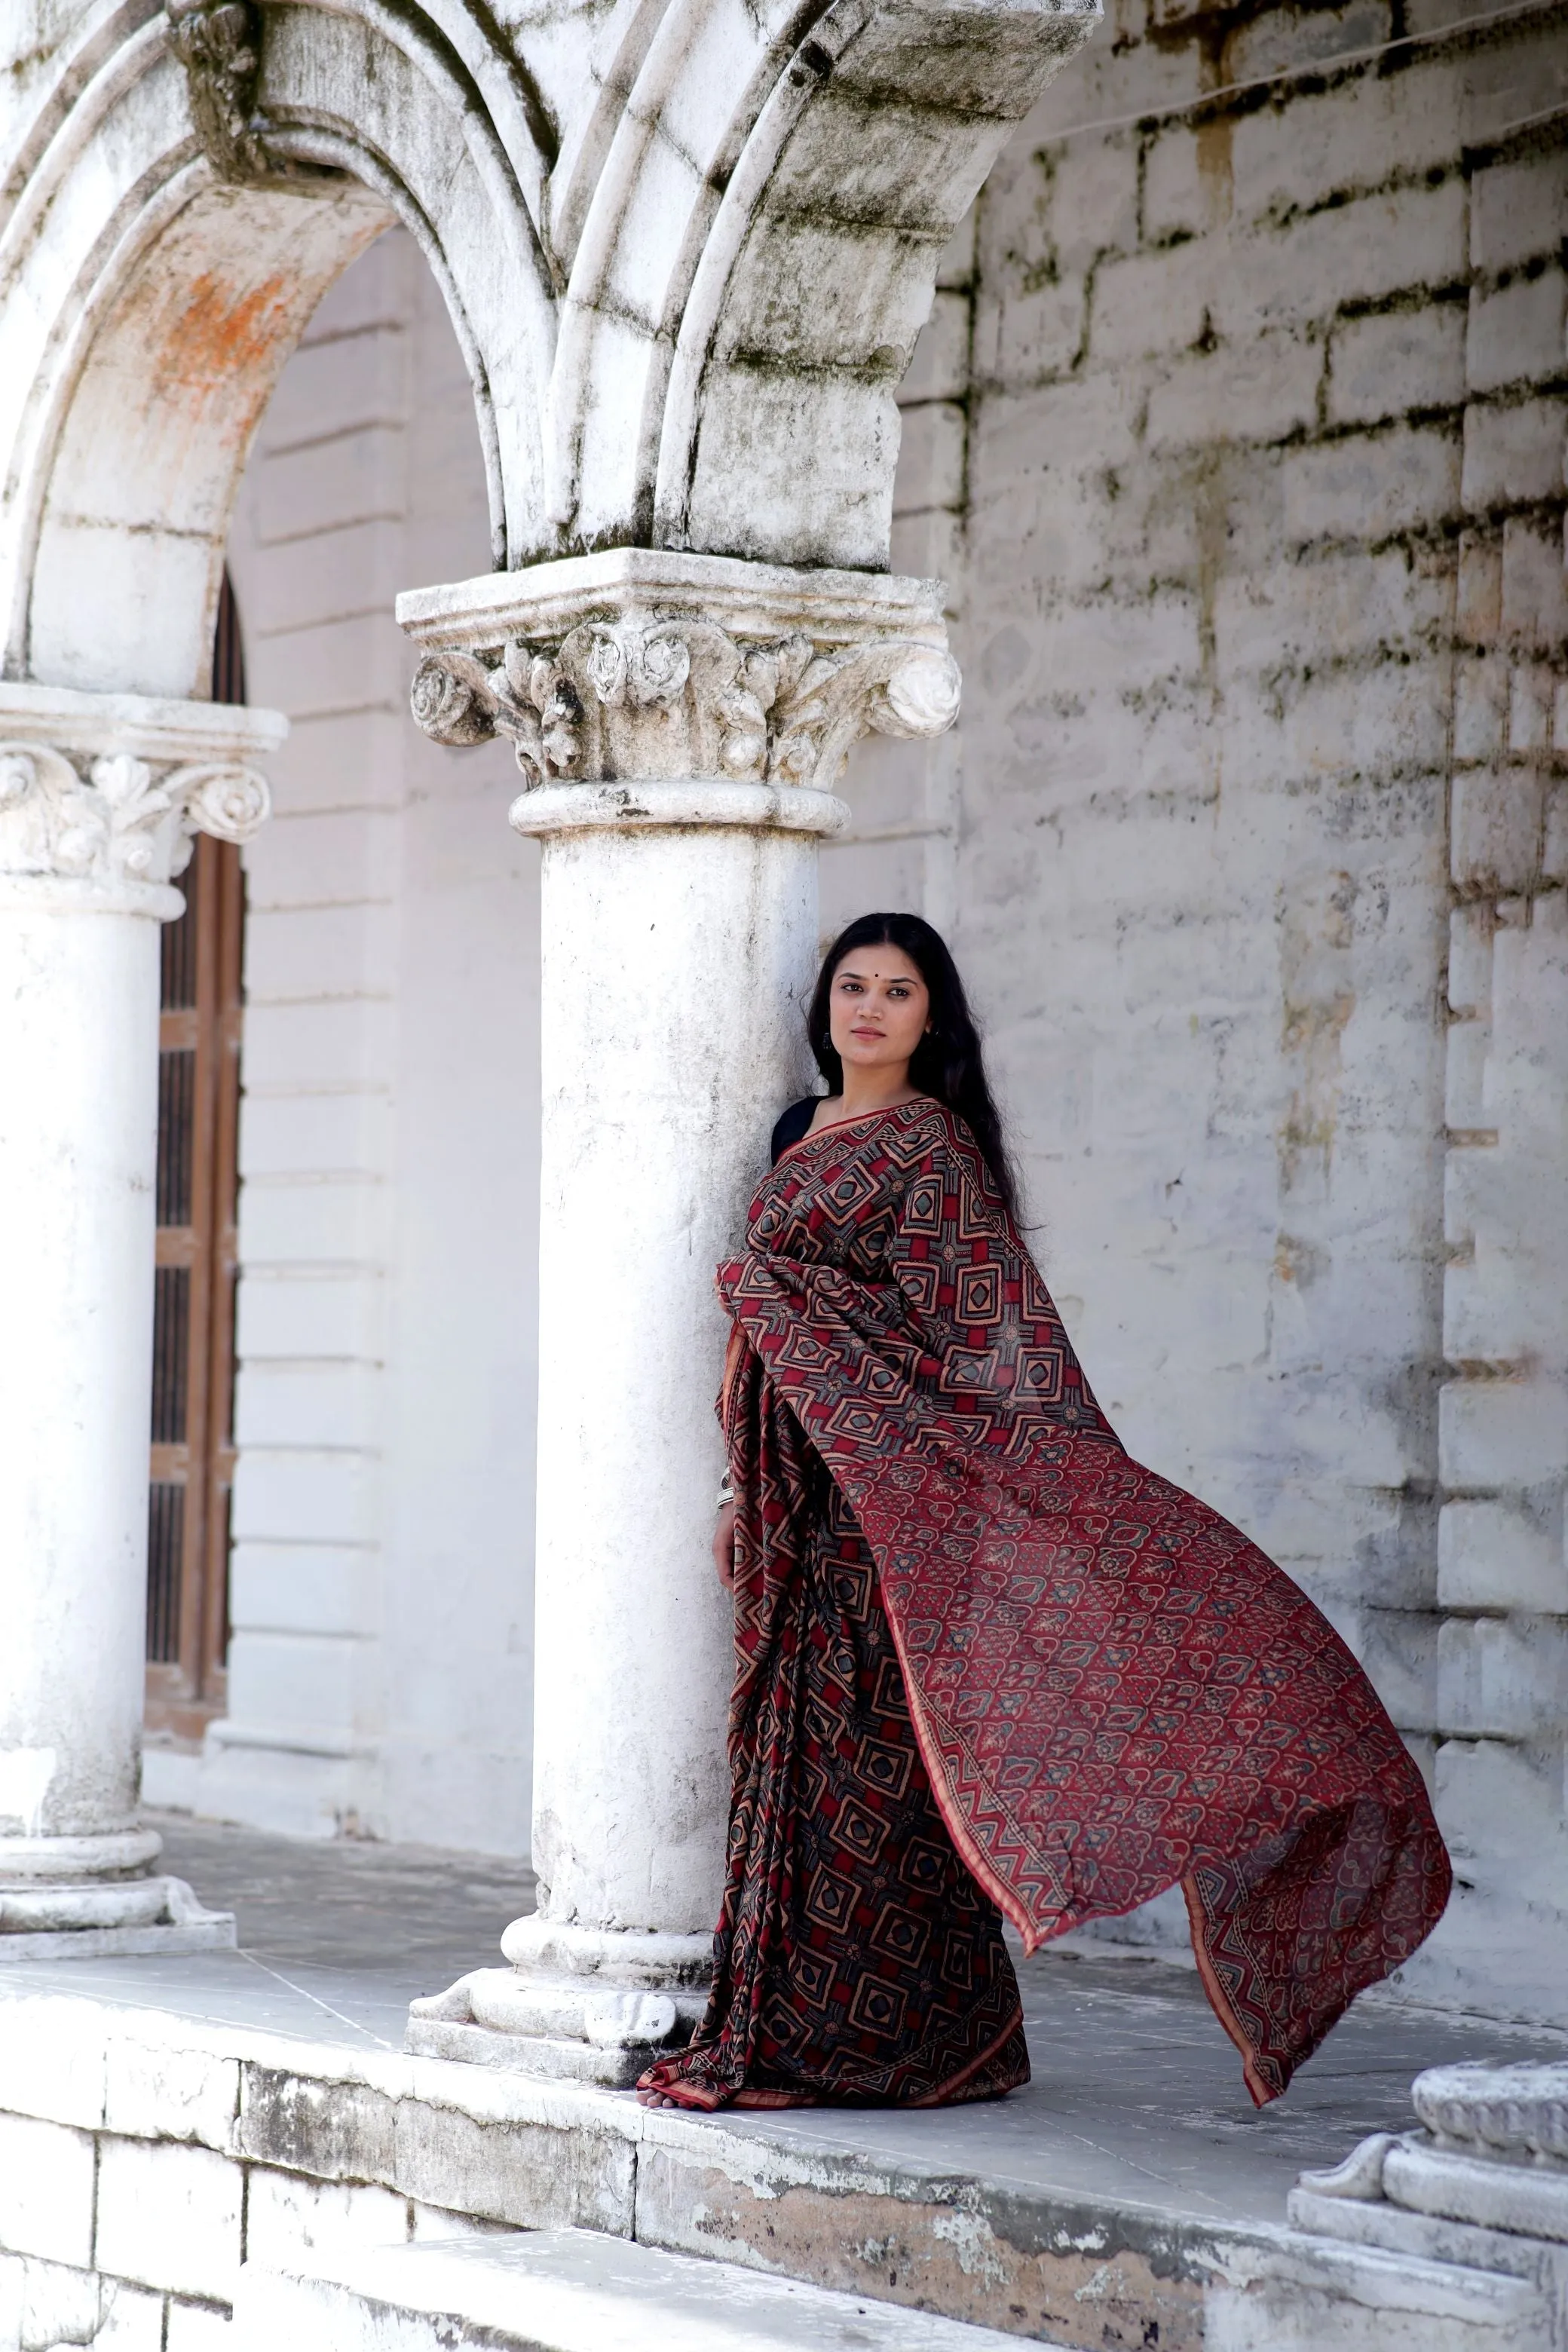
[409, 1921, 713, 2087]
[397, 548, 960, 2078]
[1213, 2062, 1568, 2350]
[0, 683, 281, 1956]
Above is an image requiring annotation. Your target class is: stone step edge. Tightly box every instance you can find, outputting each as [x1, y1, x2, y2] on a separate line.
[0, 1917, 236, 1962]
[0, 1977, 1295, 2250]
[24, 1978, 1546, 2349]
[233, 2228, 1060, 2352]
[1229, 2230, 1554, 2325]
[406, 2013, 648, 2087]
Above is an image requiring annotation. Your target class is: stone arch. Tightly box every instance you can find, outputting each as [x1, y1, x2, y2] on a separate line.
[547, 0, 1097, 564]
[0, 0, 559, 698]
[3, 0, 1096, 704]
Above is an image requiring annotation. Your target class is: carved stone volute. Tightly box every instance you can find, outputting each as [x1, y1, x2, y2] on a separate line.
[403, 552, 962, 796]
[0, 685, 283, 915]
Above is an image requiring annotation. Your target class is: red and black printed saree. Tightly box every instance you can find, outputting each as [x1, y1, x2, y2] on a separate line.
[639, 1098, 1450, 2112]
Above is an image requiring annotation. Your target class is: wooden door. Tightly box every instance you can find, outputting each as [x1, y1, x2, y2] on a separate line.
[145, 577, 247, 1743]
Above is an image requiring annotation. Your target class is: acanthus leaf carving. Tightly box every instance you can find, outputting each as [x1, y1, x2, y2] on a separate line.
[0, 743, 272, 901]
[411, 652, 582, 786]
[409, 620, 960, 793]
[92, 754, 176, 879]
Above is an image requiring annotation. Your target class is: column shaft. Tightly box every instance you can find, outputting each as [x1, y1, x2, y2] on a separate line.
[0, 906, 160, 1847]
[531, 816, 819, 1934]
[397, 548, 957, 2076]
[0, 684, 278, 1943]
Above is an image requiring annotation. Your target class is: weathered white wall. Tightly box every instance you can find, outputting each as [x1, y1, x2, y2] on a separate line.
[940, 1, 1567, 2018]
[127, 0, 1566, 2022]
[822, 216, 975, 942]
[148, 234, 540, 1852]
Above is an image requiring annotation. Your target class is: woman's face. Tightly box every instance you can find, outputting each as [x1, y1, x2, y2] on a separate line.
[827, 945, 931, 1076]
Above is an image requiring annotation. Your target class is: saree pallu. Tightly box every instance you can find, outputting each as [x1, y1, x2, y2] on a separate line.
[641, 1099, 1450, 2112]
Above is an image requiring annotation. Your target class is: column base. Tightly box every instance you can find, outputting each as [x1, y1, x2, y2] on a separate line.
[0, 1874, 237, 1958]
[406, 1917, 712, 2086]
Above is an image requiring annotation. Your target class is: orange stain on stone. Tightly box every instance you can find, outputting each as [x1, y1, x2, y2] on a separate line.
[150, 270, 293, 409]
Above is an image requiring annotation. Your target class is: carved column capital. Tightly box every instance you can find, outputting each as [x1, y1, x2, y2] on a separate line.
[398, 550, 960, 833]
[0, 684, 285, 917]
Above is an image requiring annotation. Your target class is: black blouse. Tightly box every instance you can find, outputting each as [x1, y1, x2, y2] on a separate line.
[770, 1097, 819, 1163]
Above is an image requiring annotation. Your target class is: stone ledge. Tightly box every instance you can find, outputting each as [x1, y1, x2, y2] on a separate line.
[7, 1980, 1566, 2350]
[1204, 2234, 1553, 2352]
[0, 1918, 236, 1963]
[394, 550, 949, 657]
[233, 2230, 1037, 2352]
[0, 1983, 1287, 2350]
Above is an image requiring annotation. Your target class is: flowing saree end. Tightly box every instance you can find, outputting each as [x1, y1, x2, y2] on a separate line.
[1182, 1872, 1282, 2108]
[710, 1099, 1455, 2112]
[1178, 1789, 1453, 2107]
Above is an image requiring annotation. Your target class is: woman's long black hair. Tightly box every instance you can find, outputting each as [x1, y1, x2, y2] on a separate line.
[806, 912, 1023, 1226]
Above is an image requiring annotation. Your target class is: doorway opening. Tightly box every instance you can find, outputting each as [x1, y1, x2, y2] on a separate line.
[145, 573, 247, 1746]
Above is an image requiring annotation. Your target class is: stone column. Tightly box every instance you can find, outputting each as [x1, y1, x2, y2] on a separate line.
[0, 682, 280, 1955]
[399, 549, 960, 2081]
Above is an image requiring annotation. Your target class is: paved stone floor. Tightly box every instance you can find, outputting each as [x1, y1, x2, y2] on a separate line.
[2, 1811, 1563, 2237]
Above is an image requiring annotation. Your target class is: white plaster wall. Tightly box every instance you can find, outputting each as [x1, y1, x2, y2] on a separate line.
[152, 232, 540, 1851]
[379, 250, 540, 1853]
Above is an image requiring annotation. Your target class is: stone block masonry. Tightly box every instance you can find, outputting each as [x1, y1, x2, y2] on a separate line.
[0, 1994, 629, 2352]
[0, 1981, 1356, 2352]
[2, 1972, 1564, 2352]
[950, 0, 1568, 2016]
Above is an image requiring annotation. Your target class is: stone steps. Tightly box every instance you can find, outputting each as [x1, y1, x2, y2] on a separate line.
[1205, 2231, 1555, 2352]
[7, 1973, 1566, 2352]
[233, 2228, 1061, 2352]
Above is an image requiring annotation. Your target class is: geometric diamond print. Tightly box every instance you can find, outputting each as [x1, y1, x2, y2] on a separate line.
[640, 1096, 1450, 2115]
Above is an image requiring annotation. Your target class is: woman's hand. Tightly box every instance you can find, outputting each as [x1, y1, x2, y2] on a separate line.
[712, 1499, 737, 1590]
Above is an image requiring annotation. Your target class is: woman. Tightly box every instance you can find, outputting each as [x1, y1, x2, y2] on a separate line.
[638, 914, 1450, 2114]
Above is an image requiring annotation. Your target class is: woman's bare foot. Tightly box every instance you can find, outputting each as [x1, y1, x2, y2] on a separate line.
[635, 2087, 679, 2108]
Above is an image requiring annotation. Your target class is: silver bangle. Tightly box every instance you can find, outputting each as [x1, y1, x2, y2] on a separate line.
[715, 1475, 734, 1512]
